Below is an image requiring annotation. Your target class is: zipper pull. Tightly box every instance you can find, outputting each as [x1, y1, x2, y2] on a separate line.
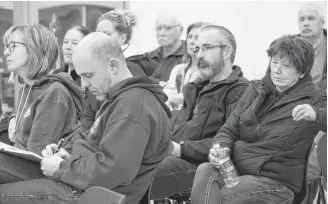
[257, 124, 260, 131]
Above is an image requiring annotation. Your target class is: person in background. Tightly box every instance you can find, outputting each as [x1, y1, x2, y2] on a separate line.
[298, 3, 326, 90]
[0, 24, 84, 183]
[192, 35, 327, 204]
[96, 9, 146, 76]
[151, 25, 249, 201]
[0, 32, 171, 204]
[52, 25, 91, 85]
[298, 4, 327, 202]
[164, 22, 211, 111]
[80, 9, 156, 131]
[150, 13, 185, 83]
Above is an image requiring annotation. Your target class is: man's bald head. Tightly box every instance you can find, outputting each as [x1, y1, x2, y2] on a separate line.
[73, 32, 125, 67]
[72, 32, 131, 101]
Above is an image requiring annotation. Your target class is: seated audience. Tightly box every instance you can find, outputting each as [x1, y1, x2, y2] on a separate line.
[151, 25, 249, 201]
[0, 24, 83, 182]
[191, 35, 327, 204]
[164, 22, 210, 111]
[0, 32, 171, 204]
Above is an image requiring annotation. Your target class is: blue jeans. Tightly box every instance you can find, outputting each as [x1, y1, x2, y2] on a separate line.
[0, 178, 81, 204]
[0, 152, 44, 184]
[191, 163, 295, 204]
[150, 156, 198, 200]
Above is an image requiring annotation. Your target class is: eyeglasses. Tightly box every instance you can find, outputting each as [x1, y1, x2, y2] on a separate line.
[3, 41, 26, 53]
[155, 25, 180, 33]
[193, 44, 227, 55]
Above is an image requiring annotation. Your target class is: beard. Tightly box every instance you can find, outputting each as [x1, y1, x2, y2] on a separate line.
[197, 54, 225, 81]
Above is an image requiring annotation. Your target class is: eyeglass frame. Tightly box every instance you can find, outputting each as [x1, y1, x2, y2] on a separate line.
[193, 44, 227, 55]
[3, 41, 27, 54]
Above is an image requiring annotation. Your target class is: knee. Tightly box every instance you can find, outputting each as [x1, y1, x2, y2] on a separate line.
[196, 162, 216, 177]
[193, 163, 217, 185]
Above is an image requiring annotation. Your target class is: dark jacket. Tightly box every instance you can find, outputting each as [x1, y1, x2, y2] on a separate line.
[170, 66, 249, 164]
[213, 74, 327, 193]
[53, 76, 172, 204]
[13, 73, 84, 155]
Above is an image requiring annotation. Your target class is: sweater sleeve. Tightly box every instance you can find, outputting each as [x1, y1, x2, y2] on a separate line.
[52, 119, 150, 190]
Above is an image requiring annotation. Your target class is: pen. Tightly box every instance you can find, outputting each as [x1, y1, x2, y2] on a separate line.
[54, 139, 64, 154]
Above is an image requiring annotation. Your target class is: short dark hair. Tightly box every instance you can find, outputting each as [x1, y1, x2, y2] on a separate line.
[266, 35, 314, 75]
[201, 25, 237, 63]
[67, 25, 91, 37]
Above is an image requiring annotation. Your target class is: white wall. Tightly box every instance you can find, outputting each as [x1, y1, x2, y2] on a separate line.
[127, 1, 327, 80]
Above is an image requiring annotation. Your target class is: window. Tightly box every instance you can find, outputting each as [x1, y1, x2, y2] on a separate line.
[0, 8, 14, 114]
[39, 5, 112, 67]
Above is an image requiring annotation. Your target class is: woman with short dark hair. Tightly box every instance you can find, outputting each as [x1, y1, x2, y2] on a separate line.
[191, 35, 327, 204]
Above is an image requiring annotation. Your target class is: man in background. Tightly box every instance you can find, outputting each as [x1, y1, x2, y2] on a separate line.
[298, 3, 327, 90]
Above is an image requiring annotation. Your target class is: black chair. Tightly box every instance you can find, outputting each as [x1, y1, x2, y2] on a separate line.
[317, 134, 327, 181]
[78, 186, 126, 204]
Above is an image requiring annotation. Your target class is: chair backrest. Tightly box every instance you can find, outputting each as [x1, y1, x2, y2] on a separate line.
[317, 133, 327, 181]
[78, 186, 126, 204]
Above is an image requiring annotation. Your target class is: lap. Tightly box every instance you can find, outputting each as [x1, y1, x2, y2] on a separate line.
[155, 156, 198, 178]
[220, 175, 294, 204]
[0, 178, 82, 203]
[0, 152, 43, 183]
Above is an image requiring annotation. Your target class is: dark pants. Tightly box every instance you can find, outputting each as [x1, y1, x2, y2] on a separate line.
[191, 163, 295, 204]
[0, 178, 81, 204]
[0, 152, 44, 184]
[150, 156, 198, 200]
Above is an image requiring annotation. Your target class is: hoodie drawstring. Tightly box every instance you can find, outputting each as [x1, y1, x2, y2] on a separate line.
[13, 81, 35, 136]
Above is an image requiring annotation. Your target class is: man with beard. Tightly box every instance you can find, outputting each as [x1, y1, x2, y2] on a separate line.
[150, 25, 249, 202]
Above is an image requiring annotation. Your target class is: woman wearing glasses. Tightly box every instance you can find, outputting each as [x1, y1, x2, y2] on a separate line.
[164, 22, 211, 111]
[192, 35, 327, 204]
[0, 24, 84, 183]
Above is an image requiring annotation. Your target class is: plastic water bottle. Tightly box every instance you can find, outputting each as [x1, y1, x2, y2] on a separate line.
[212, 144, 239, 188]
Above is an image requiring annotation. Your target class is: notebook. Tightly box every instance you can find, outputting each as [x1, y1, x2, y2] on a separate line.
[0, 142, 43, 163]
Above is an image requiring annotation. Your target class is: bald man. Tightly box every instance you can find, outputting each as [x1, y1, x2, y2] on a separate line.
[0, 32, 172, 204]
[298, 4, 327, 90]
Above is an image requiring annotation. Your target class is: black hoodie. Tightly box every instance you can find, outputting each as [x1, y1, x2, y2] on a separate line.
[13, 72, 84, 156]
[53, 76, 171, 204]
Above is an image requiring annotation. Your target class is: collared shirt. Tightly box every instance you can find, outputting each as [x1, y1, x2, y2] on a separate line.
[311, 34, 327, 85]
[148, 40, 186, 81]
